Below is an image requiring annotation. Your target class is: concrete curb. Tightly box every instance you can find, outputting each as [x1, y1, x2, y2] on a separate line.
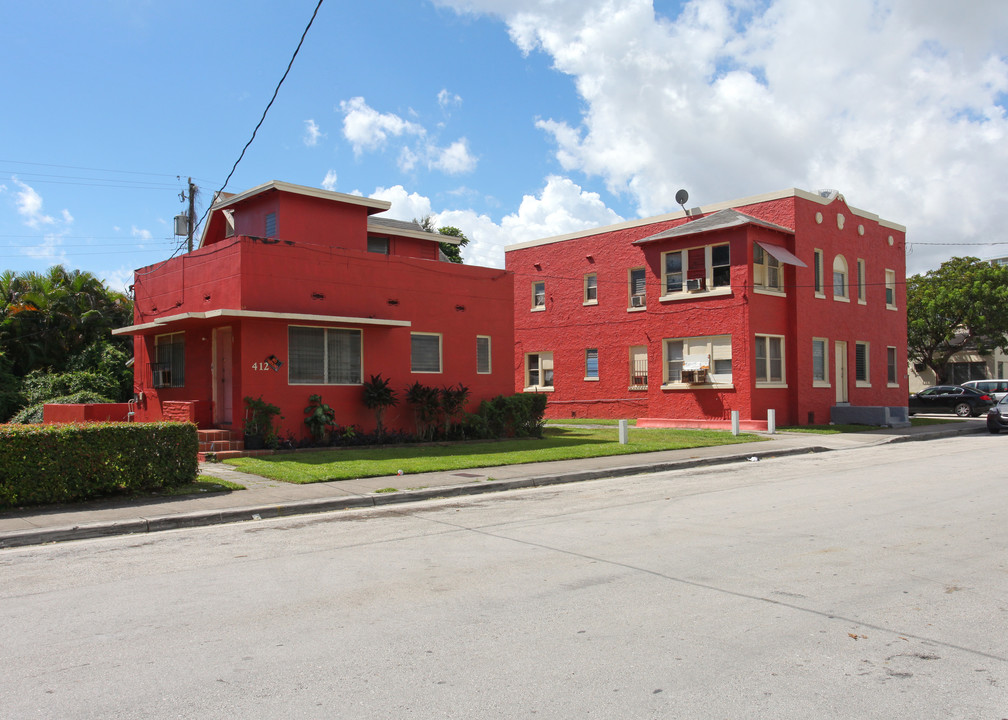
[0, 424, 985, 549]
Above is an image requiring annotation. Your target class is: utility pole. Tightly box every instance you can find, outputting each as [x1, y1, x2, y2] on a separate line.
[186, 177, 197, 253]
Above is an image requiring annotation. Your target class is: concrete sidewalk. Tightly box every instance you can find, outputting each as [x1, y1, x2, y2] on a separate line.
[0, 421, 984, 548]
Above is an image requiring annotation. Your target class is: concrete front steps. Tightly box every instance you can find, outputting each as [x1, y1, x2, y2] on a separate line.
[197, 429, 274, 461]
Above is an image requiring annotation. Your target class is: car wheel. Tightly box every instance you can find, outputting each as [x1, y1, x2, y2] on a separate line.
[989, 423, 1001, 434]
[954, 402, 972, 417]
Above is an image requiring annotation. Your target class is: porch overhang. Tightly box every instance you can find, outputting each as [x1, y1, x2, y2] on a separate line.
[112, 309, 412, 336]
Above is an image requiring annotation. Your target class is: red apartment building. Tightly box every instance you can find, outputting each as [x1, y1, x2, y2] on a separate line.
[505, 189, 908, 429]
[112, 181, 514, 439]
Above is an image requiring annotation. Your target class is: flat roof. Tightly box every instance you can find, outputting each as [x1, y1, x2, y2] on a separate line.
[505, 187, 906, 253]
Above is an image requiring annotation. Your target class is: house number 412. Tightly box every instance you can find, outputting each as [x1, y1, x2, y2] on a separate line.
[251, 362, 273, 371]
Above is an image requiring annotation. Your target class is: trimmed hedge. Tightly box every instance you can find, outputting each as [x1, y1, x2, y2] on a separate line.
[475, 393, 548, 438]
[0, 422, 198, 507]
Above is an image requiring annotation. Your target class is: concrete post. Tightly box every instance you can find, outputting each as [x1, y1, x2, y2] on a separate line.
[731, 410, 740, 436]
[767, 408, 776, 434]
[618, 419, 629, 445]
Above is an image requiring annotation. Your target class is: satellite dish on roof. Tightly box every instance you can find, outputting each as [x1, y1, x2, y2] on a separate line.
[675, 189, 689, 206]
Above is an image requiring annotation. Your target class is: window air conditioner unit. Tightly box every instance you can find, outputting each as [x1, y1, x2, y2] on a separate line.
[686, 278, 703, 291]
[152, 368, 172, 389]
[631, 295, 645, 307]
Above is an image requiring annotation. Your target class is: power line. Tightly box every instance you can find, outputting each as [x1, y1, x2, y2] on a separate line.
[0, 159, 217, 186]
[197, 0, 325, 233]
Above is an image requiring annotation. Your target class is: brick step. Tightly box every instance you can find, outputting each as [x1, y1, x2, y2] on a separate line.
[199, 448, 274, 462]
[198, 440, 245, 453]
[198, 429, 239, 442]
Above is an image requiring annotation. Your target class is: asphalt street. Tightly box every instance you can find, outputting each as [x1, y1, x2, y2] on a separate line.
[1, 433, 1005, 718]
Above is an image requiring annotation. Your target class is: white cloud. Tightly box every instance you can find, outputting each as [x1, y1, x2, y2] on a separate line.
[339, 96, 478, 175]
[432, 138, 478, 174]
[13, 178, 55, 228]
[131, 225, 152, 241]
[369, 176, 622, 268]
[436, 0, 1008, 272]
[303, 118, 324, 147]
[339, 96, 425, 155]
[321, 170, 338, 191]
[438, 88, 462, 109]
[22, 233, 67, 263]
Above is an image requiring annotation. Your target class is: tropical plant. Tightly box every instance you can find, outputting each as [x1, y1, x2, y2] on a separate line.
[405, 381, 440, 441]
[439, 383, 470, 437]
[243, 396, 282, 448]
[303, 393, 336, 444]
[362, 374, 398, 438]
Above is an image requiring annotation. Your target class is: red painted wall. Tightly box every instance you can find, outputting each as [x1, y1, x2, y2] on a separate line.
[507, 190, 907, 426]
[126, 187, 514, 439]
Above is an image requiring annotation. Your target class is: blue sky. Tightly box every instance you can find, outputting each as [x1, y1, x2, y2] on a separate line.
[3, 0, 1008, 291]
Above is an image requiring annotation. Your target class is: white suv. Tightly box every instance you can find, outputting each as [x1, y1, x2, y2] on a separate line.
[961, 379, 1008, 401]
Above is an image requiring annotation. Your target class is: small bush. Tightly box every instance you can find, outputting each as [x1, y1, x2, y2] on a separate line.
[0, 422, 198, 507]
[10, 391, 113, 424]
[475, 393, 548, 438]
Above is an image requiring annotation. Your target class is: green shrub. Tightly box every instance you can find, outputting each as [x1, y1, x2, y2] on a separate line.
[0, 422, 198, 507]
[20, 369, 119, 406]
[9, 391, 113, 424]
[475, 393, 548, 438]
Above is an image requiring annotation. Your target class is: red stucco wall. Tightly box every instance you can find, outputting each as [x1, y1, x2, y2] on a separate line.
[506, 190, 907, 426]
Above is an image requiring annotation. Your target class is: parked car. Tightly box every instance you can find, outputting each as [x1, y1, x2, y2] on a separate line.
[908, 385, 995, 417]
[987, 394, 1008, 433]
[961, 379, 1008, 401]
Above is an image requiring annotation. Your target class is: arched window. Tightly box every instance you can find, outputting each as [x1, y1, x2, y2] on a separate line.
[832, 255, 849, 299]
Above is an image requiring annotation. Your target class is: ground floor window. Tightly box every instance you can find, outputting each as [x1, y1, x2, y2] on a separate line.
[855, 341, 870, 385]
[476, 335, 491, 374]
[887, 346, 898, 385]
[630, 345, 648, 389]
[585, 348, 599, 380]
[664, 335, 732, 385]
[525, 352, 554, 390]
[949, 361, 986, 384]
[411, 333, 442, 373]
[288, 326, 362, 384]
[754, 335, 784, 385]
[812, 338, 828, 385]
[153, 332, 185, 388]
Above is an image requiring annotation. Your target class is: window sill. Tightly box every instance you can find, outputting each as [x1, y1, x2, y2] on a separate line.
[659, 287, 732, 302]
[857, 299, 867, 305]
[812, 380, 831, 388]
[584, 377, 599, 382]
[523, 386, 554, 393]
[887, 382, 900, 388]
[583, 300, 598, 307]
[628, 385, 648, 391]
[530, 306, 546, 313]
[661, 382, 735, 391]
[814, 292, 826, 299]
[833, 296, 850, 303]
[886, 304, 898, 311]
[753, 287, 786, 297]
[856, 381, 871, 388]
[627, 305, 647, 313]
[755, 382, 788, 389]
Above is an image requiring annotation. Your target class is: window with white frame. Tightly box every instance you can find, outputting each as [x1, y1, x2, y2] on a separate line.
[153, 332, 185, 388]
[856, 259, 866, 303]
[661, 244, 730, 297]
[585, 348, 599, 380]
[532, 281, 545, 310]
[288, 326, 361, 384]
[628, 268, 646, 308]
[525, 352, 554, 389]
[629, 345, 648, 389]
[887, 346, 898, 385]
[476, 335, 491, 374]
[833, 255, 849, 300]
[885, 269, 897, 308]
[754, 334, 785, 385]
[663, 335, 732, 385]
[753, 245, 782, 291]
[812, 337, 828, 385]
[855, 341, 870, 385]
[411, 333, 442, 373]
[813, 249, 824, 296]
[584, 273, 597, 304]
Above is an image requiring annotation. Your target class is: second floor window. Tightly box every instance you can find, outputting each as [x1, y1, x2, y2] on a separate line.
[753, 245, 781, 291]
[532, 281, 545, 309]
[629, 268, 646, 308]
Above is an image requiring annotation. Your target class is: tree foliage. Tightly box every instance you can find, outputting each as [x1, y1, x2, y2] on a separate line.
[0, 266, 134, 420]
[906, 256, 1008, 383]
[416, 216, 470, 264]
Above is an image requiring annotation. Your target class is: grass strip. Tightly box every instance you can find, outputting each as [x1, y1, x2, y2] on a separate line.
[225, 426, 764, 484]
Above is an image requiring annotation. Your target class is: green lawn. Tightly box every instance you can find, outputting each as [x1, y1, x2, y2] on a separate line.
[225, 426, 764, 484]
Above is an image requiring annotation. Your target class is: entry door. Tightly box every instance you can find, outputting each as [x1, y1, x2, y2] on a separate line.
[213, 327, 234, 425]
[834, 340, 848, 404]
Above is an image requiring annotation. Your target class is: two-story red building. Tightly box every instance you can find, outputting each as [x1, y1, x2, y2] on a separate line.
[113, 180, 514, 439]
[505, 188, 907, 429]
